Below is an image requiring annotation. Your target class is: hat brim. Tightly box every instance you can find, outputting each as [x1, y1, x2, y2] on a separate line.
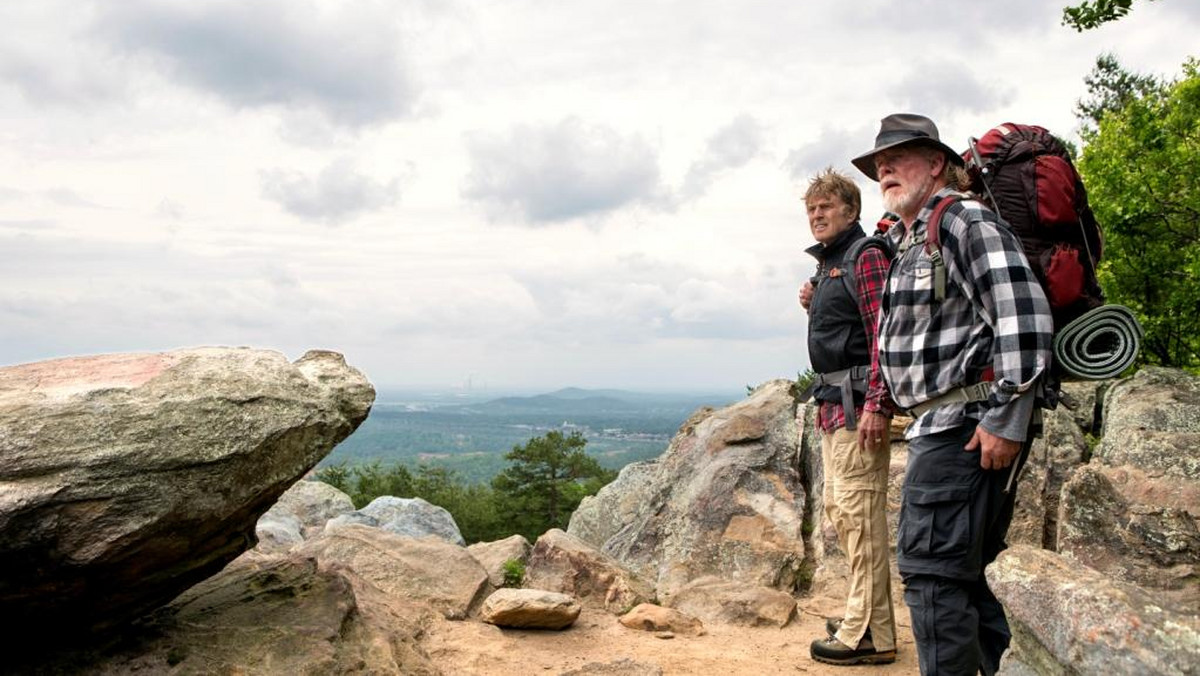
[851, 137, 964, 182]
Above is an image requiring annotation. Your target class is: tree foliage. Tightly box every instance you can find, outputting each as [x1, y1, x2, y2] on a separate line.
[312, 430, 616, 543]
[1076, 53, 1163, 133]
[1076, 57, 1200, 370]
[491, 431, 617, 542]
[1062, 0, 1159, 31]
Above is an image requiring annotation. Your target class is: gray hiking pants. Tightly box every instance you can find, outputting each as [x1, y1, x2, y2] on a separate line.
[897, 425, 1029, 676]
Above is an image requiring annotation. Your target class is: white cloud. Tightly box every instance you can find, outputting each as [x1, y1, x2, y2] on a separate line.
[680, 115, 768, 201]
[92, 0, 421, 127]
[783, 125, 871, 183]
[887, 62, 1017, 120]
[462, 117, 666, 224]
[260, 158, 403, 225]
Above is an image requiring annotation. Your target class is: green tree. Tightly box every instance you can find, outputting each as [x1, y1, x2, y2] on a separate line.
[1077, 57, 1200, 369]
[312, 462, 351, 494]
[1076, 54, 1163, 134]
[1062, 0, 1160, 31]
[340, 461, 414, 508]
[491, 431, 617, 541]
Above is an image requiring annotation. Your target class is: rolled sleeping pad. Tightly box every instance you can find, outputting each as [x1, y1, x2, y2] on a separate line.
[1053, 304, 1144, 380]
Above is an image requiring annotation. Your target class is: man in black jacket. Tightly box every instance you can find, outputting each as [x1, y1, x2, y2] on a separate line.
[800, 168, 896, 666]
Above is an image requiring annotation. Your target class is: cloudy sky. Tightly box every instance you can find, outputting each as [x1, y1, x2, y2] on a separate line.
[1, 1, 1196, 392]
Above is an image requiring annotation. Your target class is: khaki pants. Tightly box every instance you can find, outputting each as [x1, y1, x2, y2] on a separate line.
[821, 426, 896, 651]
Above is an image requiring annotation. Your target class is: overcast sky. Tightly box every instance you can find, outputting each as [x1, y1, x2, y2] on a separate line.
[1, 0, 1196, 392]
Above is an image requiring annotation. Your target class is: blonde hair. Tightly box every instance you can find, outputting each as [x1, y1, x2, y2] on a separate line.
[804, 167, 862, 221]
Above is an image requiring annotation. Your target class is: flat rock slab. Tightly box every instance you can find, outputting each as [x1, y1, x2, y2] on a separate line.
[0, 347, 373, 644]
[482, 588, 582, 629]
[301, 523, 489, 620]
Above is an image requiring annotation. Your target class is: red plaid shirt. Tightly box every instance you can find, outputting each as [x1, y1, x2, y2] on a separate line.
[815, 245, 894, 432]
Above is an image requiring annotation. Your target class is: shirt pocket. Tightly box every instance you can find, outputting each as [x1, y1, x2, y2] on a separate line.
[890, 253, 937, 308]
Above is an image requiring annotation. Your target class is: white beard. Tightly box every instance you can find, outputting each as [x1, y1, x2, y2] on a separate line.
[882, 174, 934, 218]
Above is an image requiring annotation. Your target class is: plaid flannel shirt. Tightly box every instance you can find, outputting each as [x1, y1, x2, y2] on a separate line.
[815, 244, 894, 433]
[879, 188, 1052, 441]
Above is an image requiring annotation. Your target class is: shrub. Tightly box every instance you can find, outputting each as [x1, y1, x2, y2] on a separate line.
[501, 558, 526, 588]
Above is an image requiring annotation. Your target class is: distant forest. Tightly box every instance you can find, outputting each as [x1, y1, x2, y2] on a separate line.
[323, 387, 740, 483]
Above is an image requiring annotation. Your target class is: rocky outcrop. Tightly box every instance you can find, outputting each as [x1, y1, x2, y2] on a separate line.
[568, 459, 663, 548]
[327, 495, 466, 545]
[0, 348, 373, 643]
[1007, 405, 1090, 550]
[468, 534, 532, 587]
[20, 551, 439, 675]
[567, 380, 805, 601]
[1057, 367, 1200, 608]
[481, 588, 581, 629]
[665, 577, 797, 628]
[300, 523, 489, 620]
[525, 528, 654, 613]
[989, 545, 1200, 676]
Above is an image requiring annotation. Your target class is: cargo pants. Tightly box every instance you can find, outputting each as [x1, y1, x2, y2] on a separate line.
[897, 424, 1030, 676]
[821, 425, 896, 652]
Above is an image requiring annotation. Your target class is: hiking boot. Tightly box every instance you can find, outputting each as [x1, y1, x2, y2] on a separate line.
[810, 636, 896, 666]
[824, 618, 872, 642]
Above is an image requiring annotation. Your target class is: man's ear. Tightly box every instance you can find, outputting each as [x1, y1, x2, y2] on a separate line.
[927, 150, 946, 178]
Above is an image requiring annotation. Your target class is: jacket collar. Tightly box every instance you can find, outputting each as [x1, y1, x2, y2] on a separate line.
[805, 221, 866, 262]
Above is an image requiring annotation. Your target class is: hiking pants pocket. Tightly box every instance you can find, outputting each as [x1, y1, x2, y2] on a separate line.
[898, 482, 973, 560]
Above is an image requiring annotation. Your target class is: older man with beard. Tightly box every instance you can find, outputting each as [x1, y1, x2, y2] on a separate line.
[850, 114, 1053, 676]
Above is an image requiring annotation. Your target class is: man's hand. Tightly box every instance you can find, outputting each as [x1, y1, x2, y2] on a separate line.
[856, 411, 889, 453]
[965, 425, 1021, 470]
[799, 281, 814, 311]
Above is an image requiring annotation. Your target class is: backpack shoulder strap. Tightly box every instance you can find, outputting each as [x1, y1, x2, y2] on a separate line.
[841, 235, 894, 302]
[924, 195, 964, 302]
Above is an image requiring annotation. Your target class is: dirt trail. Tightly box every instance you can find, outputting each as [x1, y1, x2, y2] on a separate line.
[425, 571, 920, 675]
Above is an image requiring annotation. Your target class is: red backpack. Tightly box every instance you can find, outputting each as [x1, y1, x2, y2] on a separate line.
[925, 123, 1105, 330]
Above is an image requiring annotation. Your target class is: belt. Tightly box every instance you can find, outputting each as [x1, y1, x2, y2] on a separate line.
[799, 365, 870, 430]
[905, 381, 992, 418]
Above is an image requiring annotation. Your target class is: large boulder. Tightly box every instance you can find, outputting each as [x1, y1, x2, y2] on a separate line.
[327, 495, 465, 545]
[666, 577, 797, 628]
[988, 545, 1200, 675]
[255, 479, 357, 554]
[567, 380, 805, 601]
[300, 523, 489, 620]
[0, 348, 373, 642]
[525, 529, 654, 614]
[267, 479, 357, 538]
[1058, 367, 1200, 606]
[17, 552, 440, 675]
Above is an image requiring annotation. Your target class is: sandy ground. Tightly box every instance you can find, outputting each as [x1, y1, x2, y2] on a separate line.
[424, 569, 920, 676]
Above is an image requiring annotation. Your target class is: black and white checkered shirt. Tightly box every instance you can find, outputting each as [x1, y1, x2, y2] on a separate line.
[879, 187, 1053, 441]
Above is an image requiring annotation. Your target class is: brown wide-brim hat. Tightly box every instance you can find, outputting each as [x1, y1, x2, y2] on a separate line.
[851, 113, 964, 181]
